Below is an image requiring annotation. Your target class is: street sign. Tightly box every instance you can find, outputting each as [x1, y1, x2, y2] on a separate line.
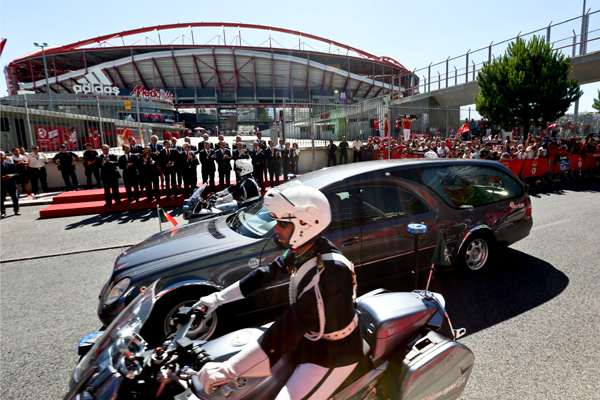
[124, 101, 131, 110]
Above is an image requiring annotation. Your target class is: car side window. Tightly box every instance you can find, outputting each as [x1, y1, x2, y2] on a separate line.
[325, 189, 361, 231]
[422, 165, 525, 208]
[402, 191, 430, 216]
[359, 186, 406, 223]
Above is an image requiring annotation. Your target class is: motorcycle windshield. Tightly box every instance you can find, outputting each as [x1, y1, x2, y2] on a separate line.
[74, 281, 158, 382]
[191, 183, 207, 200]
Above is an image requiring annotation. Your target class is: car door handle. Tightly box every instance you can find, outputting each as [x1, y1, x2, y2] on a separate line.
[341, 237, 360, 247]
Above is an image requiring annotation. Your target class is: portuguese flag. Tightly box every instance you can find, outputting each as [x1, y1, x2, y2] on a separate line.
[159, 207, 178, 227]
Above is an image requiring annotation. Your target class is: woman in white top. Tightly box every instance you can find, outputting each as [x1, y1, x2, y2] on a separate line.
[462, 148, 474, 159]
[10, 148, 32, 196]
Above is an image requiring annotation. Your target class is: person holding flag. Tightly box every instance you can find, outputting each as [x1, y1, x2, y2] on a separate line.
[458, 119, 471, 141]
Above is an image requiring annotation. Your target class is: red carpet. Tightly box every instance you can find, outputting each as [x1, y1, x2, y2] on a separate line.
[39, 179, 284, 219]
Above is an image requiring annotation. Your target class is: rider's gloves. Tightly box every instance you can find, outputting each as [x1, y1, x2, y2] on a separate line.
[220, 194, 234, 202]
[192, 282, 243, 315]
[198, 341, 271, 394]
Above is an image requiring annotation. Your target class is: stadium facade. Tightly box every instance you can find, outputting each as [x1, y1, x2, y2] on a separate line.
[4, 23, 416, 135]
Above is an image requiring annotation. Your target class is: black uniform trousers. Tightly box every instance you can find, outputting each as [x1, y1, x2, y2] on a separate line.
[252, 166, 265, 190]
[339, 151, 348, 165]
[282, 157, 290, 182]
[268, 161, 279, 187]
[144, 174, 161, 201]
[1, 180, 19, 214]
[201, 168, 216, 194]
[84, 166, 102, 189]
[183, 170, 198, 198]
[353, 150, 361, 162]
[60, 167, 79, 190]
[219, 169, 231, 191]
[327, 154, 336, 167]
[102, 176, 122, 205]
[163, 167, 179, 199]
[29, 167, 49, 193]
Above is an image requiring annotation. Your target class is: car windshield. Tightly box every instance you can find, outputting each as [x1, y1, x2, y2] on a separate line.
[74, 282, 157, 381]
[227, 199, 276, 239]
[226, 180, 304, 239]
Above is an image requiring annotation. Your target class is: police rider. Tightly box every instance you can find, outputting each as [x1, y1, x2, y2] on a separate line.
[194, 185, 363, 400]
[214, 159, 261, 207]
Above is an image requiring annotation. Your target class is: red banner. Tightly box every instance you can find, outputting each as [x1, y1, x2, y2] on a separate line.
[570, 154, 587, 170]
[588, 153, 600, 169]
[35, 126, 78, 151]
[81, 136, 99, 148]
[499, 159, 523, 176]
[521, 158, 549, 177]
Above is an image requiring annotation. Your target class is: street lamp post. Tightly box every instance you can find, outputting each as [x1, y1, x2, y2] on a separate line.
[33, 42, 53, 111]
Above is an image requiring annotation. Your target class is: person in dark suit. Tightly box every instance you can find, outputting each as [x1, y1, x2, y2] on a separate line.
[201, 134, 214, 150]
[139, 145, 161, 202]
[182, 143, 200, 197]
[1, 151, 20, 217]
[119, 144, 140, 203]
[215, 141, 232, 191]
[265, 140, 279, 188]
[82, 143, 102, 189]
[281, 142, 293, 182]
[256, 131, 269, 184]
[98, 145, 122, 206]
[249, 141, 265, 191]
[160, 140, 180, 201]
[233, 142, 249, 162]
[170, 137, 184, 190]
[149, 135, 165, 189]
[199, 141, 216, 194]
[128, 137, 143, 154]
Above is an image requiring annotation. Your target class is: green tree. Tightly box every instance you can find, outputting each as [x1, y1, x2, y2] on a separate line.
[474, 35, 582, 135]
[592, 90, 600, 113]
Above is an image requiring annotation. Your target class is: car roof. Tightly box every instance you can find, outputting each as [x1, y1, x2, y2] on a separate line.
[297, 159, 510, 189]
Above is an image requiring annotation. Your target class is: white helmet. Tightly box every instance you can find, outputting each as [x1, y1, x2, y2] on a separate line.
[424, 150, 438, 159]
[235, 159, 253, 176]
[263, 185, 331, 249]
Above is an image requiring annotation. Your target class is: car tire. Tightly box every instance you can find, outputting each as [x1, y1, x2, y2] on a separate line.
[140, 286, 220, 347]
[458, 232, 495, 272]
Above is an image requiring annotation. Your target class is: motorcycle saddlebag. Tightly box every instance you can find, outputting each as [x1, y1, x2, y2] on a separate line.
[392, 331, 475, 400]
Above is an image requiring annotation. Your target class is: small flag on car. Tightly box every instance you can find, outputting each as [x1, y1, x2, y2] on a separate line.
[159, 207, 178, 227]
[431, 231, 451, 266]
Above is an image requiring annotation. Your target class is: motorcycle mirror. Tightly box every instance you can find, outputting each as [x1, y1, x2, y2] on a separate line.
[453, 328, 467, 340]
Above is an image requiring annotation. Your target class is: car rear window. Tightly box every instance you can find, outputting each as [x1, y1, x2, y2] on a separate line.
[422, 165, 524, 208]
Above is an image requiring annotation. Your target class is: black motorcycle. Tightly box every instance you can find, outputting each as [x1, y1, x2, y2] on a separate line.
[66, 281, 474, 400]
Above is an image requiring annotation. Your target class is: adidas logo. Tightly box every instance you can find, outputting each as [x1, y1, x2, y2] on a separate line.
[73, 68, 120, 95]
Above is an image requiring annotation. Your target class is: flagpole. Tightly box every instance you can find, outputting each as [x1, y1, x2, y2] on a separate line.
[157, 204, 162, 232]
[425, 265, 434, 294]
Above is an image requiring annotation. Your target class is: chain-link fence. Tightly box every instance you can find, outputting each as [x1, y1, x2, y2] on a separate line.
[0, 96, 186, 156]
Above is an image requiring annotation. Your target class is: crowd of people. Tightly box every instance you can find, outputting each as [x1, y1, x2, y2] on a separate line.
[0, 131, 305, 217]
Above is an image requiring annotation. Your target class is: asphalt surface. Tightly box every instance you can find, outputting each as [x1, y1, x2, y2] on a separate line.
[1, 182, 599, 399]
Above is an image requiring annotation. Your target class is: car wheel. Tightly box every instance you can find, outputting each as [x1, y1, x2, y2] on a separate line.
[140, 287, 219, 347]
[458, 233, 494, 272]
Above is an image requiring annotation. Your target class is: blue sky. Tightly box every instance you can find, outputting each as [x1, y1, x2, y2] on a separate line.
[1, 0, 599, 113]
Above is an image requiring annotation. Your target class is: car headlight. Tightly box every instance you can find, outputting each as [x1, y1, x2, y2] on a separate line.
[104, 278, 131, 306]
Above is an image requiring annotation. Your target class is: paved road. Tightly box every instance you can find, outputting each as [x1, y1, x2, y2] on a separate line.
[1, 182, 599, 399]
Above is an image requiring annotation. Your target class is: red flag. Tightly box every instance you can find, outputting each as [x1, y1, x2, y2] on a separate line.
[458, 123, 470, 134]
[159, 207, 178, 227]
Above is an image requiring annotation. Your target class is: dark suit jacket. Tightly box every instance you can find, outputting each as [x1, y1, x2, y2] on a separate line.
[129, 145, 144, 154]
[233, 148, 249, 161]
[138, 153, 160, 178]
[159, 148, 181, 169]
[250, 148, 265, 169]
[98, 154, 121, 181]
[1, 161, 18, 189]
[215, 148, 232, 172]
[181, 151, 199, 174]
[149, 143, 164, 153]
[118, 153, 139, 178]
[199, 149, 216, 173]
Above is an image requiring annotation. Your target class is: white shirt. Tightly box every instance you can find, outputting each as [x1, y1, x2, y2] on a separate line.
[353, 140, 362, 151]
[28, 152, 48, 168]
[11, 154, 28, 165]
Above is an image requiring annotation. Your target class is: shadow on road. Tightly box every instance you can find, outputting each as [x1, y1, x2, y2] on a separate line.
[64, 208, 157, 229]
[528, 180, 600, 198]
[363, 248, 569, 338]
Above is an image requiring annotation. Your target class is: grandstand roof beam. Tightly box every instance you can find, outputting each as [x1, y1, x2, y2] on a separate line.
[271, 50, 275, 101]
[364, 83, 374, 98]
[211, 47, 222, 92]
[151, 58, 168, 88]
[373, 86, 383, 97]
[171, 48, 186, 88]
[232, 48, 239, 90]
[131, 48, 148, 88]
[112, 67, 128, 89]
[192, 56, 204, 88]
[353, 81, 363, 98]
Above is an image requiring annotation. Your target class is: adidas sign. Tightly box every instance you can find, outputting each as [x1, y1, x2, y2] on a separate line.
[73, 68, 120, 95]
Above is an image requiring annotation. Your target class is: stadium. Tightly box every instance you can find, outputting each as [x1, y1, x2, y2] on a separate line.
[4, 23, 416, 133]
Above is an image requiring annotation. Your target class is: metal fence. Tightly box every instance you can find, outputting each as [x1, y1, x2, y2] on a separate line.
[0, 97, 186, 155]
[404, 10, 600, 97]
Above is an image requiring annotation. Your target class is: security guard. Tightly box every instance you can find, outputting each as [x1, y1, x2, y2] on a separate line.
[98, 144, 122, 206]
[215, 141, 232, 191]
[213, 159, 261, 207]
[52, 144, 79, 191]
[196, 185, 362, 399]
[82, 143, 102, 189]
